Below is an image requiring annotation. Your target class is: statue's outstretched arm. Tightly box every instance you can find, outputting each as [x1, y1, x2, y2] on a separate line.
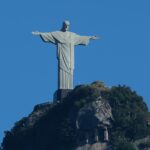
[90, 36, 100, 40]
[32, 31, 56, 44]
[32, 31, 41, 36]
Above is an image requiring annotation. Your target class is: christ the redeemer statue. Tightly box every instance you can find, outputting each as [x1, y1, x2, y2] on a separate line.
[32, 21, 99, 90]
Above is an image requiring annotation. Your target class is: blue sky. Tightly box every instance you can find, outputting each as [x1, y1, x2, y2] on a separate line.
[0, 0, 150, 144]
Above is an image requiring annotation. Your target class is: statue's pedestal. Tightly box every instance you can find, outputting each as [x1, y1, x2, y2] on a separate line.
[53, 89, 72, 102]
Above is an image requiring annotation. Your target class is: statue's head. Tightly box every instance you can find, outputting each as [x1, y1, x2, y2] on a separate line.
[61, 20, 70, 31]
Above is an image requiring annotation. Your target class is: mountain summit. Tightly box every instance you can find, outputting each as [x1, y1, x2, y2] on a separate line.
[1, 81, 150, 150]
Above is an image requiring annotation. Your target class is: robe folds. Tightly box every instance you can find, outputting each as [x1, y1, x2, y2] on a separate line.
[40, 31, 90, 89]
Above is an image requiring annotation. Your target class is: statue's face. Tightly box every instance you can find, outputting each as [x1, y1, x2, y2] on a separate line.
[63, 24, 70, 31]
[62, 21, 70, 31]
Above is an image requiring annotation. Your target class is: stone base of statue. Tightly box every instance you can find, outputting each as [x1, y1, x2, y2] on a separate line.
[53, 89, 73, 102]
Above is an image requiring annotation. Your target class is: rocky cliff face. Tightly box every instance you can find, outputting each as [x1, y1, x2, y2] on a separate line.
[1, 81, 150, 150]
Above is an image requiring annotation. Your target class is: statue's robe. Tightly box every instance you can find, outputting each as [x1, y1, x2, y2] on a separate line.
[40, 31, 91, 89]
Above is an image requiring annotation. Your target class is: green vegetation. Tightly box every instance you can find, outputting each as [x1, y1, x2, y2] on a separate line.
[1, 82, 150, 150]
[108, 86, 149, 143]
[139, 142, 150, 149]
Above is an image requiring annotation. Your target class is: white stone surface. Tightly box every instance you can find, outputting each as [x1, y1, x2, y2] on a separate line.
[32, 21, 99, 89]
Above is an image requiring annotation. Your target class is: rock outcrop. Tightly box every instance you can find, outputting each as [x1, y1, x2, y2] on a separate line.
[1, 81, 150, 150]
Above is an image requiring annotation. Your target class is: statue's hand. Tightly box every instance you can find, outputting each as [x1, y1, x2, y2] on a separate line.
[90, 36, 100, 40]
[32, 31, 41, 36]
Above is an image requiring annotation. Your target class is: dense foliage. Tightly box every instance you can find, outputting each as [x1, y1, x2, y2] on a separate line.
[1, 82, 150, 150]
[106, 85, 149, 149]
